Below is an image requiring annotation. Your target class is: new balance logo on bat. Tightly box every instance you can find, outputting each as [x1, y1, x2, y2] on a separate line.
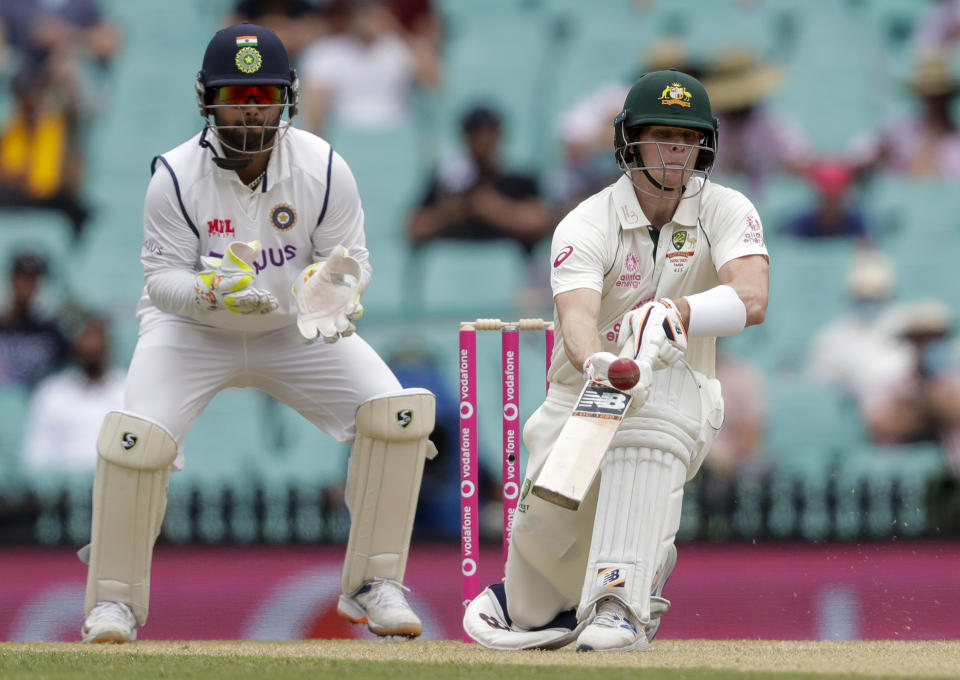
[573, 383, 630, 417]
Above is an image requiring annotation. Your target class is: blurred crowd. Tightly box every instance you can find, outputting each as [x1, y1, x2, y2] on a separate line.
[2, 0, 960, 543]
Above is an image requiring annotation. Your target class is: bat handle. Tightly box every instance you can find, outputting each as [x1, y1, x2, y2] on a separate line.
[618, 333, 637, 360]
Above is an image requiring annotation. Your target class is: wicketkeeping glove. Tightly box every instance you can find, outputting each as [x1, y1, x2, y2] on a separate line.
[292, 245, 364, 343]
[617, 298, 688, 370]
[194, 240, 278, 314]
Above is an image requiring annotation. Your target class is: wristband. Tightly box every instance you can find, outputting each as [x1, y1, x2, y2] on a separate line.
[683, 285, 746, 337]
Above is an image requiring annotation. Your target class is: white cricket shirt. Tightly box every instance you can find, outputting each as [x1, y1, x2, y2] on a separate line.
[137, 122, 371, 332]
[549, 173, 769, 385]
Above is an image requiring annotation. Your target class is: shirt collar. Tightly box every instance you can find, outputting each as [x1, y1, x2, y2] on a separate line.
[613, 173, 704, 230]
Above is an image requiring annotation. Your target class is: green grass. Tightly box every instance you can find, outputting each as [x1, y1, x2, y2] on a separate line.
[0, 651, 916, 680]
[2, 640, 957, 680]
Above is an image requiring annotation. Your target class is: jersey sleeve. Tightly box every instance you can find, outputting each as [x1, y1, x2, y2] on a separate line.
[550, 213, 608, 297]
[310, 150, 373, 293]
[141, 160, 202, 316]
[702, 188, 769, 272]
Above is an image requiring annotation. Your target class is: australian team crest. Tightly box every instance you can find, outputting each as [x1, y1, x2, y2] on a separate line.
[235, 46, 262, 74]
[659, 82, 692, 108]
[672, 230, 687, 251]
[270, 204, 297, 231]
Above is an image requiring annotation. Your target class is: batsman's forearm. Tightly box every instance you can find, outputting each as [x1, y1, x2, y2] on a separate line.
[560, 312, 603, 372]
[145, 268, 200, 316]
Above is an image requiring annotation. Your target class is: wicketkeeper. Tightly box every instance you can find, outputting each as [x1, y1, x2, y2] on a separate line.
[79, 23, 437, 643]
[463, 69, 769, 651]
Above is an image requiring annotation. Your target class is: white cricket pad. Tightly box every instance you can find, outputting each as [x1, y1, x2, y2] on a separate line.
[463, 584, 583, 650]
[342, 388, 436, 594]
[577, 362, 703, 626]
[85, 411, 177, 627]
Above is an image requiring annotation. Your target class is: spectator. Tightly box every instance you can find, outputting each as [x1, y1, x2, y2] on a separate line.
[700, 46, 811, 193]
[406, 103, 555, 306]
[861, 299, 960, 477]
[298, 0, 441, 134]
[20, 315, 124, 473]
[910, 0, 960, 60]
[0, 0, 120, 241]
[227, 1, 326, 62]
[547, 38, 694, 214]
[850, 51, 960, 179]
[0, 66, 91, 240]
[0, 252, 68, 388]
[783, 159, 873, 241]
[807, 248, 909, 404]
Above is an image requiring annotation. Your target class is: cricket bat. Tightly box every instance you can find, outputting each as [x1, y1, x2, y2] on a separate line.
[531, 337, 649, 510]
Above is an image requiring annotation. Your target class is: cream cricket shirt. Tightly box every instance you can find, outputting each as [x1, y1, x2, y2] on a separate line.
[549, 174, 769, 386]
[136, 122, 371, 332]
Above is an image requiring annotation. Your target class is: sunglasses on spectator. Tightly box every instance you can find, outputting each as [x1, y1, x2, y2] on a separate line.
[217, 85, 285, 105]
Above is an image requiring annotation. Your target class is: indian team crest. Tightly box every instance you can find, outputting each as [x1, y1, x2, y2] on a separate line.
[270, 203, 297, 231]
[659, 82, 692, 108]
[235, 46, 262, 74]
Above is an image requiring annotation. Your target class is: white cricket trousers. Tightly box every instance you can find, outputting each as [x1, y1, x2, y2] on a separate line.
[123, 315, 402, 466]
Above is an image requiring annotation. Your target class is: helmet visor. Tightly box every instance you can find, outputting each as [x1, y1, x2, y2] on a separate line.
[216, 85, 285, 106]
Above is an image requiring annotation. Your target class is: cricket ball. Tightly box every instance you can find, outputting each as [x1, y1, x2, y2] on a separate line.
[608, 358, 640, 390]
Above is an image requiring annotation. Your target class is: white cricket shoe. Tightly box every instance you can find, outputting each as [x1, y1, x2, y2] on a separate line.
[81, 601, 137, 643]
[337, 579, 422, 637]
[576, 597, 647, 652]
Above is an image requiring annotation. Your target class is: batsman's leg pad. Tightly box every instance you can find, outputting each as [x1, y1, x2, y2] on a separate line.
[341, 388, 436, 594]
[463, 583, 584, 650]
[578, 362, 701, 627]
[85, 411, 177, 627]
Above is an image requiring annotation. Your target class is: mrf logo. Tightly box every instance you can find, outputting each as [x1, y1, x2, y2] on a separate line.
[120, 432, 138, 450]
[397, 409, 413, 428]
[208, 219, 235, 236]
[573, 384, 631, 418]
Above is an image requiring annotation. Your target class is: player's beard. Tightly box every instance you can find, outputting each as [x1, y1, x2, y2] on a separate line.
[219, 121, 279, 154]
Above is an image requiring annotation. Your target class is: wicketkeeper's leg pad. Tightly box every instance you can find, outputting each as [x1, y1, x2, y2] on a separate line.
[578, 361, 704, 627]
[84, 411, 177, 627]
[341, 388, 436, 595]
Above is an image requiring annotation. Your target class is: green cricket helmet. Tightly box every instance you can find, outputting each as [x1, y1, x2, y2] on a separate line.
[614, 69, 719, 183]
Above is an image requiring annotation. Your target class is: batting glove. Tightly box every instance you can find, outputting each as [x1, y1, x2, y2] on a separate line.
[617, 298, 688, 370]
[194, 240, 278, 314]
[582, 351, 618, 383]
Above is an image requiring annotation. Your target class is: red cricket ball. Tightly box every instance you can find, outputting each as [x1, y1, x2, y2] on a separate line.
[608, 357, 640, 390]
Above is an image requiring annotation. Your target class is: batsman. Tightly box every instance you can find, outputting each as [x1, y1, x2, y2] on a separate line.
[79, 23, 437, 642]
[464, 69, 769, 651]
